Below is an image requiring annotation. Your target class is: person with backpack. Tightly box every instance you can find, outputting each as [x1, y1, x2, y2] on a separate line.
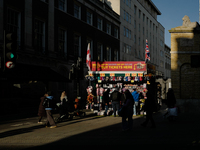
[43, 91, 57, 128]
[110, 88, 121, 117]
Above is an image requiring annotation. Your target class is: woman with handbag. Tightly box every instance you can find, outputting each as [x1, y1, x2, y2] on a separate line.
[122, 90, 135, 131]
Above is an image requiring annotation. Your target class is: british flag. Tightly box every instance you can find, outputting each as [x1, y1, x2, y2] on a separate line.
[145, 39, 150, 63]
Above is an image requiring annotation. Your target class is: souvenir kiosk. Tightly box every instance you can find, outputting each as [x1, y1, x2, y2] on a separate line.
[85, 61, 157, 115]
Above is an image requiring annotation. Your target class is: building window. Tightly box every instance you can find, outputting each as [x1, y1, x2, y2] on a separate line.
[97, 43, 103, 61]
[114, 27, 119, 39]
[139, 24, 140, 32]
[123, 43, 126, 53]
[7, 8, 21, 49]
[126, 0, 131, 7]
[146, 17, 148, 25]
[106, 46, 111, 61]
[114, 49, 118, 61]
[143, 27, 144, 35]
[87, 11, 93, 25]
[74, 3, 81, 19]
[143, 14, 145, 22]
[139, 10, 141, 18]
[134, 20, 136, 29]
[106, 22, 111, 35]
[58, 28, 67, 58]
[74, 34, 81, 57]
[134, 35, 136, 44]
[124, 27, 131, 39]
[134, 5, 136, 14]
[34, 19, 45, 53]
[139, 37, 140, 45]
[97, 17, 103, 30]
[58, 0, 66, 12]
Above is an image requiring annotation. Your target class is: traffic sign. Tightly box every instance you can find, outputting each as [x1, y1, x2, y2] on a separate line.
[5, 61, 15, 69]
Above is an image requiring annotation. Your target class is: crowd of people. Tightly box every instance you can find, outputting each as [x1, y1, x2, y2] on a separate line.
[37, 86, 176, 131]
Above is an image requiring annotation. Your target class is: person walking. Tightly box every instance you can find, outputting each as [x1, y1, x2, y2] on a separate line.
[37, 94, 47, 123]
[43, 91, 57, 128]
[132, 88, 139, 116]
[122, 90, 134, 131]
[166, 88, 176, 108]
[141, 87, 156, 128]
[103, 88, 110, 116]
[110, 88, 121, 117]
[163, 88, 177, 121]
[58, 91, 68, 120]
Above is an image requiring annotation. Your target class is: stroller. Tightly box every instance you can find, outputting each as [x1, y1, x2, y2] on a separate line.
[55, 99, 75, 122]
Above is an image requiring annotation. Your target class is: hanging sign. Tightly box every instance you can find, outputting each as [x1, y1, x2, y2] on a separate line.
[92, 61, 146, 71]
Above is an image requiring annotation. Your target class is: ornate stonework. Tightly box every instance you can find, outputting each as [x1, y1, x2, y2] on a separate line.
[182, 15, 198, 28]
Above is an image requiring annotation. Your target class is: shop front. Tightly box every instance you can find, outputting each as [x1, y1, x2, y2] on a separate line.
[85, 61, 157, 115]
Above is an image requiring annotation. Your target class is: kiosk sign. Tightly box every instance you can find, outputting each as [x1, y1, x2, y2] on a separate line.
[91, 61, 146, 72]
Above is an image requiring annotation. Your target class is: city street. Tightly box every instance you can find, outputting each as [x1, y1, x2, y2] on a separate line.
[0, 106, 200, 149]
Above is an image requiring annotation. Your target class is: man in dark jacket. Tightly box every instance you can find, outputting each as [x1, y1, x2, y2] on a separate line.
[103, 89, 110, 116]
[111, 88, 121, 117]
[43, 91, 57, 128]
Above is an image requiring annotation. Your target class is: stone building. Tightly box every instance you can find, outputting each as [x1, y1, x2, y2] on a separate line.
[169, 15, 200, 113]
[0, 0, 120, 115]
[105, 0, 165, 76]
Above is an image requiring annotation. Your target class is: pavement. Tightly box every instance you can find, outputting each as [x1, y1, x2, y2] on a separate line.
[0, 105, 200, 150]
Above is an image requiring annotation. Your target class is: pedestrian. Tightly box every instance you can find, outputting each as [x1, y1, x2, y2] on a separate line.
[43, 91, 57, 128]
[132, 88, 139, 116]
[163, 88, 177, 121]
[166, 88, 176, 108]
[141, 86, 156, 128]
[37, 94, 47, 123]
[122, 90, 134, 131]
[103, 88, 110, 116]
[58, 91, 68, 120]
[110, 88, 121, 117]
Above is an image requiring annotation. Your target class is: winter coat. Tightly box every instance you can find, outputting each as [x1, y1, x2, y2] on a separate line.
[121, 98, 134, 117]
[110, 90, 121, 102]
[38, 96, 47, 117]
[103, 91, 110, 104]
[144, 91, 156, 112]
[43, 96, 55, 110]
[132, 91, 139, 102]
[167, 90, 176, 108]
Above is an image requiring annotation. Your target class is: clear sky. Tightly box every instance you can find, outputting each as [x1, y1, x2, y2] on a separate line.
[151, 0, 199, 47]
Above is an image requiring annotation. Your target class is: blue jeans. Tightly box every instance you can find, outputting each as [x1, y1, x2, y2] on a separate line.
[104, 105, 108, 115]
[112, 101, 120, 116]
[133, 102, 139, 115]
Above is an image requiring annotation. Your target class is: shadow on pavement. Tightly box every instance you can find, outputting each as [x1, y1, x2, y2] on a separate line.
[26, 112, 200, 149]
[1, 108, 200, 149]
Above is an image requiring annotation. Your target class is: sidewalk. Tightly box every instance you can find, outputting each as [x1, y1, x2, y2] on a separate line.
[0, 105, 200, 149]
